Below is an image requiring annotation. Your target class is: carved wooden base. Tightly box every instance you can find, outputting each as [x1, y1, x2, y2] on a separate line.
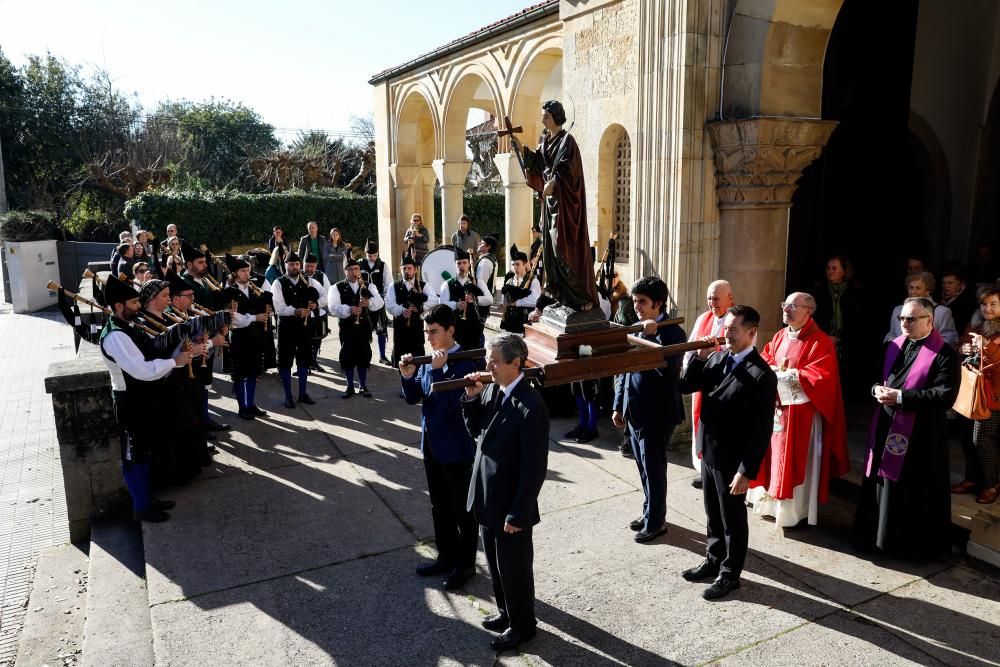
[522, 320, 669, 386]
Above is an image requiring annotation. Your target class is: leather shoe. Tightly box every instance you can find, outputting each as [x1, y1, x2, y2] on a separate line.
[950, 480, 977, 494]
[298, 394, 316, 405]
[490, 627, 536, 652]
[133, 508, 170, 523]
[691, 477, 703, 489]
[360, 386, 372, 398]
[703, 575, 740, 600]
[681, 559, 719, 582]
[250, 406, 268, 417]
[576, 428, 598, 443]
[443, 567, 475, 590]
[481, 613, 509, 632]
[628, 516, 644, 531]
[206, 420, 231, 432]
[633, 524, 668, 543]
[976, 484, 999, 504]
[238, 409, 255, 420]
[564, 425, 584, 439]
[341, 388, 355, 399]
[379, 357, 392, 366]
[149, 498, 176, 511]
[284, 398, 296, 409]
[415, 560, 451, 577]
[619, 442, 634, 459]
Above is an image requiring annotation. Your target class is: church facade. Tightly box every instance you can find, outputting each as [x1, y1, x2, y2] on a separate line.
[370, 0, 1000, 336]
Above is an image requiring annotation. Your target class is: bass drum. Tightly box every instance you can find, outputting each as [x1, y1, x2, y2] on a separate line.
[421, 245, 457, 294]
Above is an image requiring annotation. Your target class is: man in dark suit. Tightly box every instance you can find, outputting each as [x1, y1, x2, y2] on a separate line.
[612, 277, 687, 543]
[461, 333, 549, 652]
[679, 305, 777, 600]
[399, 305, 480, 590]
[297, 221, 330, 275]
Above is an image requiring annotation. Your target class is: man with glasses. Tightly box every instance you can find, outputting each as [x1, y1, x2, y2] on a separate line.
[855, 297, 958, 558]
[746, 292, 850, 529]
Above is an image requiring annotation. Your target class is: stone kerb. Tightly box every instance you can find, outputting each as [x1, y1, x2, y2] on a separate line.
[44, 340, 125, 543]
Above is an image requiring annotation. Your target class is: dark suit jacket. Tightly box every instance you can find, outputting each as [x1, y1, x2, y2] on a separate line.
[462, 379, 549, 532]
[612, 321, 687, 433]
[945, 287, 978, 335]
[298, 235, 330, 268]
[401, 352, 478, 464]
[678, 348, 777, 478]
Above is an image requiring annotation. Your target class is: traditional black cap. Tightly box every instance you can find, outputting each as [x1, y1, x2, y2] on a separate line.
[181, 240, 204, 261]
[104, 274, 139, 306]
[225, 253, 250, 272]
[345, 256, 360, 269]
[454, 247, 471, 262]
[139, 279, 169, 306]
[164, 269, 190, 296]
[365, 240, 378, 254]
[482, 235, 498, 252]
[509, 244, 528, 263]
[400, 254, 416, 267]
[304, 254, 319, 265]
[285, 251, 301, 264]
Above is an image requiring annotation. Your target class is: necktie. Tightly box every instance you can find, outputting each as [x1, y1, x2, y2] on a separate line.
[724, 354, 736, 376]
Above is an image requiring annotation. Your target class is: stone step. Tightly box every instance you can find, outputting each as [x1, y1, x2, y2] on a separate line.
[81, 520, 153, 667]
[14, 543, 88, 666]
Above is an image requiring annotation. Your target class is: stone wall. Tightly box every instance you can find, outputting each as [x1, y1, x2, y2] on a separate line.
[43, 341, 126, 543]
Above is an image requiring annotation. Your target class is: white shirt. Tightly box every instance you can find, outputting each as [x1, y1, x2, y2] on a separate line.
[725, 345, 754, 371]
[361, 259, 392, 296]
[328, 280, 385, 319]
[500, 373, 525, 403]
[101, 328, 177, 392]
[476, 255, 497, 293]
[270, 274, 326, 317]
[439, 275, 494, 309]
[304, 270, 331, 315]
[385, 279, 438, 317]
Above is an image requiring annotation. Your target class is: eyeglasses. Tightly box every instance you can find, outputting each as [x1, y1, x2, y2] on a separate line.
[780, 303, 811, 311]
[897, 315, 930, 323]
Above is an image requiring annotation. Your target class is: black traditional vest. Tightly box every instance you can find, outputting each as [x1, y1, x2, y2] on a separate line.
[335, 280, 371, 330]
[393, 279, 414, 306]
[476, 254, 497, 295]
[181, 271, 214, 309]
[277, 274, 314, 314]
[305, 269, 328, 289]
[360, 259, 385, 295]
[99, 317, 156, 395]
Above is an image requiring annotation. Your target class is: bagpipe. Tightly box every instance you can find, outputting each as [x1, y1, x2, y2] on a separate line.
[400, 269, 429, 328]
[460, 281, 485, 322]
[596, 233, 617, 300]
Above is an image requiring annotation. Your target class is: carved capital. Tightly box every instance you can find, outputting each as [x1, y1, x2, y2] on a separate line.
[706, 118, 838, 209]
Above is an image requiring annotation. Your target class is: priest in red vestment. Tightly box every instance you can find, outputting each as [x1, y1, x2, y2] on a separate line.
[683, 280, 734, 483]
[747, 292, 850, 527]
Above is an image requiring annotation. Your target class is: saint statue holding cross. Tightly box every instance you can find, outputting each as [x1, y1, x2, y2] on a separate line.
[508, 100, 598, 312]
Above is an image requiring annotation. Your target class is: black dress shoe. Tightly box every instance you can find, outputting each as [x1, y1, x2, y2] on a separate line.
[629, 517, 644, 531]
[310, 363, 323, 372]
[703, 575, 740, 600]
[133, 508, 170, 523]
[415, 560, 452, 577]
[564, 424, 584, 439]
[633, 524, 668, 543]
[490, 627, 536, 652]
[691, 477, 703, 489]
[341, 388, 355, 399]
[379, 357, 392, 366]
[238, 409, 255, 420]
[206, 420, 231, 432]
[205, 443, 218, 454]
[619, 442, 634, 459]
[360, 386, 372, 398]
[298, 394, 316, 405]
[284, 397, 296, 409]
[576, 428, 598, 443]
[443, 566, 475, 590]
[250, 406, 268, 417]
[681, 559, 720, 582]
[481, 613, 509, 632]
[149, 498, 176, 511]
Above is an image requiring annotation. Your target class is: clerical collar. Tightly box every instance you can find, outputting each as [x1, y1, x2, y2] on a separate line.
[787, 318, 813, 339]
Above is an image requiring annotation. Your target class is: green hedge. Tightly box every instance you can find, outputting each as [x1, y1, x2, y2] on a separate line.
[124, 187, 516, 257]
[123, 188, 379, 251]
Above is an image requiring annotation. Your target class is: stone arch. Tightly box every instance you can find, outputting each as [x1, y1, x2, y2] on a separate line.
[907, 110, 952, 263]
[721, 0, 845, 118]
[509, 43, 563, 150]
[596, 124, 632, 266]
[392, 88, 439, 251]
[441, 66, 503, 161]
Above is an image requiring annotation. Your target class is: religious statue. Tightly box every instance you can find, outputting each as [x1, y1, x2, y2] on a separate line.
[510, 100, 598, 314]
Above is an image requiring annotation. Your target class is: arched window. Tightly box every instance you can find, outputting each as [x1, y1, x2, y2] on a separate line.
[613, 133, 631, 263]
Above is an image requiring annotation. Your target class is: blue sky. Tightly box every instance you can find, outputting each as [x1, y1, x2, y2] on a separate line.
[0, 0, 538, 138]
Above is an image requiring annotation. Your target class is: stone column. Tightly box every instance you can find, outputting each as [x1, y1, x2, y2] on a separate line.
[432, 159, 471, 245]
[493, 152, 534, 254]
[707, 117, 837, 337]
[420, 166, 437, 250]
[388, 163, 421, 265]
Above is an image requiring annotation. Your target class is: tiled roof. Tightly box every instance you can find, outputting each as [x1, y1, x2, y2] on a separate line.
[368, 1, 559, 84]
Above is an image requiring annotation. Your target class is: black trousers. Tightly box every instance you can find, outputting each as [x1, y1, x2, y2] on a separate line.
[481, 524, 536, 633]
[423, 447, 478, 570]
[702, 461, 749, 579]
[277, 318, 312, 370]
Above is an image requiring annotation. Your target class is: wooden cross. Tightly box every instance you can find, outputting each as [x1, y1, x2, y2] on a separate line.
[497, 116, 526, 176]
